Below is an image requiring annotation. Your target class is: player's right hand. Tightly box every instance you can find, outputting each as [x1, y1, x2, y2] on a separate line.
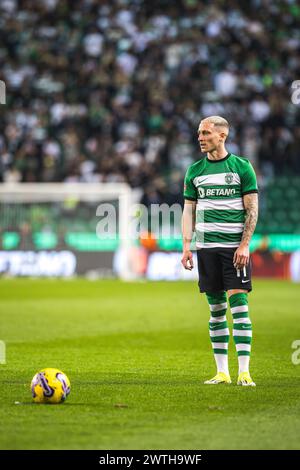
[181, 250, 194, 270]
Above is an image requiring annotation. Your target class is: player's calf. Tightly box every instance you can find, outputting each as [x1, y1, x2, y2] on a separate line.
[205, 291, 230, 381]
[229, 292, 255, 384]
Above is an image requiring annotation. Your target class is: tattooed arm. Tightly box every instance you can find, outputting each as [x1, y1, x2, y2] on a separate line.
[233, 193, 258, 269]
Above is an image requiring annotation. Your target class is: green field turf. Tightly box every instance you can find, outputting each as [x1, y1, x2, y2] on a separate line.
[0, 278, 300, 450]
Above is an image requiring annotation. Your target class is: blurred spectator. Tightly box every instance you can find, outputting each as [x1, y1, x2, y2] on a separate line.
[1, 0, 300, 203]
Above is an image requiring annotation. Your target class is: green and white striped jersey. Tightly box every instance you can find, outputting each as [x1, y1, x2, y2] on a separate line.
[183, 153, 258, 249]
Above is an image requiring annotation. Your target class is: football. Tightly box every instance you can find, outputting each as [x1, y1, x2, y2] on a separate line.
[31, 368, 71, 404]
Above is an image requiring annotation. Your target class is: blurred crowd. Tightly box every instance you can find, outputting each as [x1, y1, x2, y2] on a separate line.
[0, 0, 300, 205]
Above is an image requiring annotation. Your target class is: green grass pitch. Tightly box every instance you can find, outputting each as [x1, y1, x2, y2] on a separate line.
[0, 278, 300, 450]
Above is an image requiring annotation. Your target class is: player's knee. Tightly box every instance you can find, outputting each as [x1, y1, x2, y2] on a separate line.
[229, 292, 248, 309]
[206, 291, 226, 306]
[229, 292, 251, 320]
[206, 291, 227, 319]
[228, 289, 248, 297]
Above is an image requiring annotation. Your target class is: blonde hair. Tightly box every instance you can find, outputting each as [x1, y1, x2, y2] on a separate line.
[201, 116, 229, 133]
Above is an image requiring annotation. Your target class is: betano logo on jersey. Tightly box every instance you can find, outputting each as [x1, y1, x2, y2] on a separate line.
[197, 187, 236, 198]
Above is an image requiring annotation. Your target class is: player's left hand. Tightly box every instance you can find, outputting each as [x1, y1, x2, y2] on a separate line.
[233, 243, 250, 269]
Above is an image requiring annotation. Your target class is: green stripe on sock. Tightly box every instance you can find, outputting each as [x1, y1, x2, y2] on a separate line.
[229, 292, 248, 308]
[213, 349, 228, 355]
[237, 350, 251, 356]
[233, 336, 252, 344]
[210, 309, 227, 318]
[206, 292, 227, 305]
[232, 312, 249, 319]
[211, 335, 230, 343]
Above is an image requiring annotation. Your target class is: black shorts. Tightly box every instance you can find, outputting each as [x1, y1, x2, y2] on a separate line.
[196, 248, 252, 293]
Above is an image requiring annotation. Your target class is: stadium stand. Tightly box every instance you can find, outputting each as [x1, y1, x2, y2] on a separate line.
[0, 0, 300, 232]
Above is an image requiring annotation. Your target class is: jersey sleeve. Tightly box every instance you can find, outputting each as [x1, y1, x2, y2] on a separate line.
[241, 161, 258, 195]
[184, 166, 197, 200]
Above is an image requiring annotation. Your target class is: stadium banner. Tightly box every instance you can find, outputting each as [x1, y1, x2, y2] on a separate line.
[0, 250, 114, 277]
[0, 248, 298, 281]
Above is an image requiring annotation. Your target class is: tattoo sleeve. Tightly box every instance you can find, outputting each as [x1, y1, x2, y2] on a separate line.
[241, 193, 258, 244]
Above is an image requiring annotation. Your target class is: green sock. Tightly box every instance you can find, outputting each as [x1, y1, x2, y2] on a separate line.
[206, 291, 229, 376]
[229, 293, 252, 374]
